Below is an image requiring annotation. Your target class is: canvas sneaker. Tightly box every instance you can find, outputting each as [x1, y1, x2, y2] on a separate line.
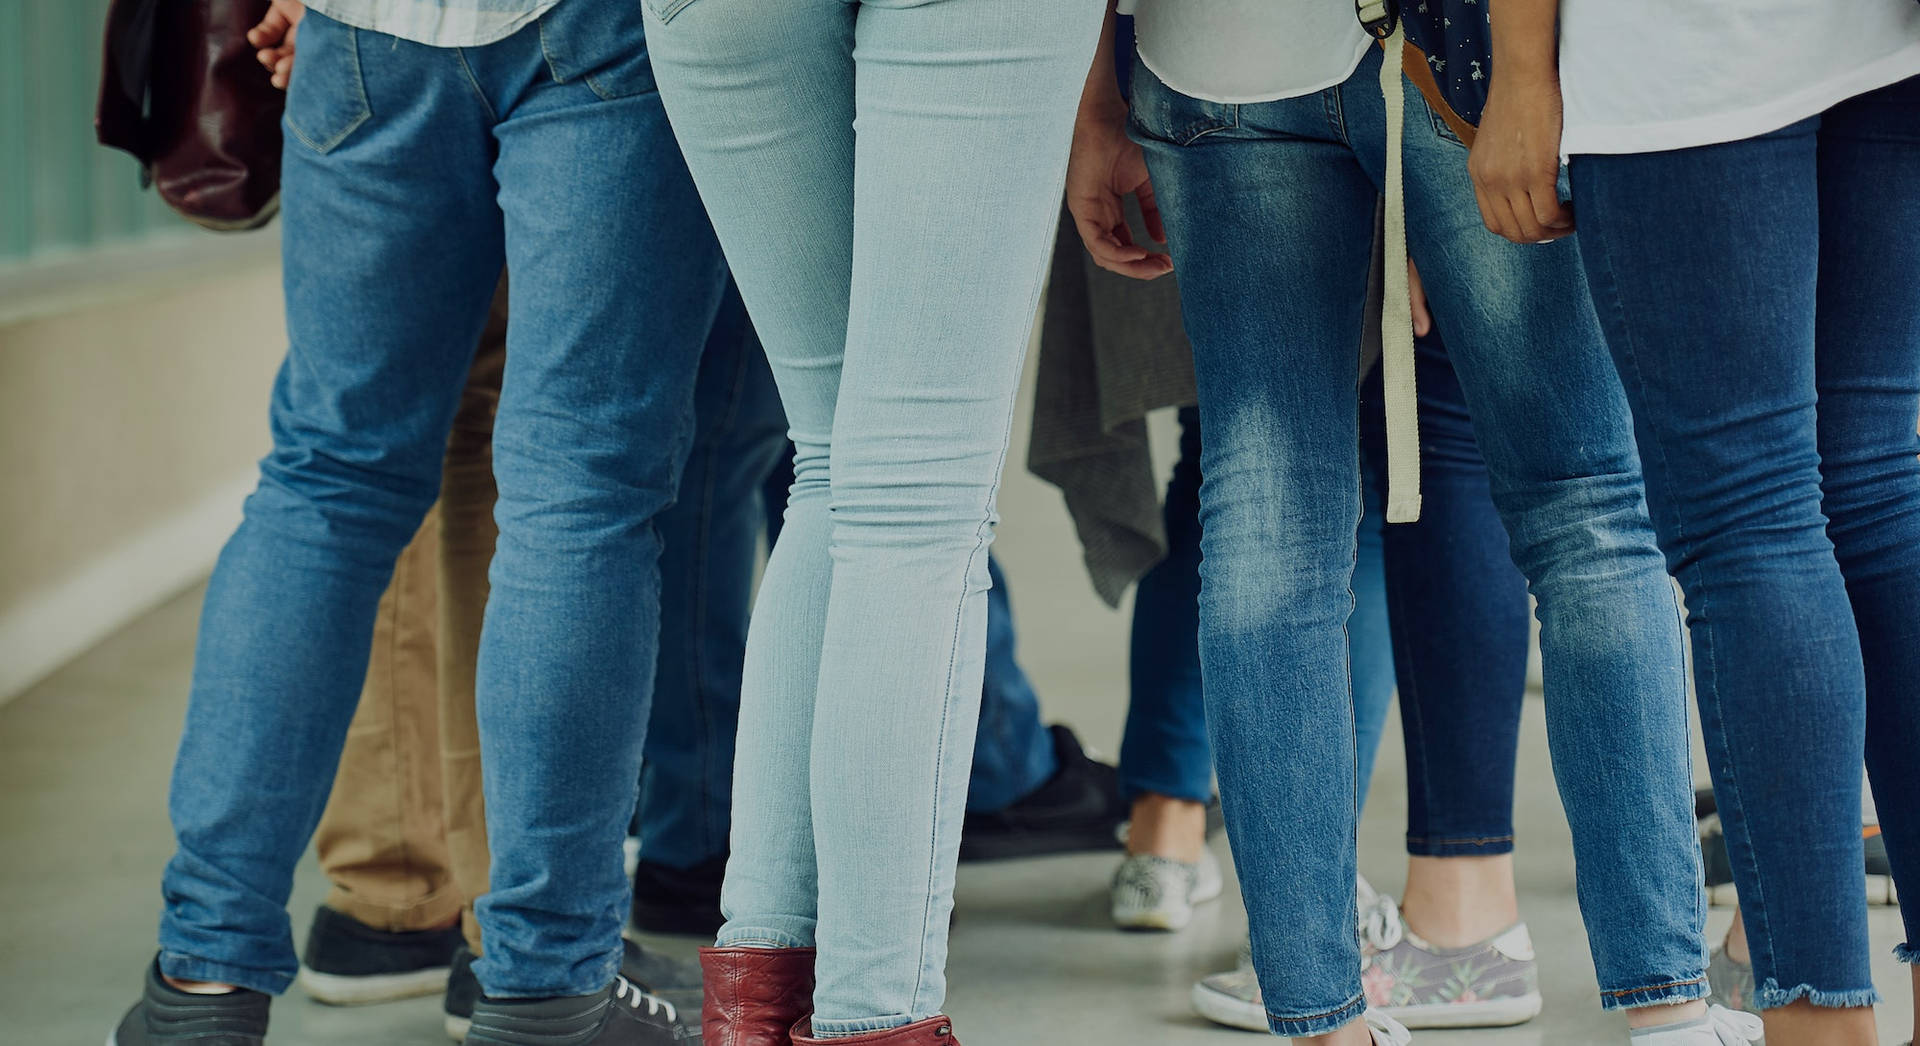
[111, 956, 271, 1046]
[297, 904, 465, 1005]
[1110, 848, 1224, 931]
[1627, 1004, 1762, 1045]
[1704, 945, 1758, 1016]
[464, 977, 695, 1046]
[1355, 884, 1542, 1028]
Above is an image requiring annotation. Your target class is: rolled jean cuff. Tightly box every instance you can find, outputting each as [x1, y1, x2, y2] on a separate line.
[716, 921, 814, 951]
[1599, 975, 1708, 1012]
[1267, 991, 1367, 1038]
[807, 1013, 918, 1038]
[1404, 832, 1515, 857]
[323, 884, 468, 934]
[1755, 979, 1881, 1010]
[1895, 942, 1918, 965]
[158, 951, 294, 996]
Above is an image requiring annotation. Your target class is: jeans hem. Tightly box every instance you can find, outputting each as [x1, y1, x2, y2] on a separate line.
[158, 951, 293, 996]
[1116, 776, 1214, 807]
[1755, 979, 1881, 1010]
[1404, 832, 1515, 857]
[807, 1013, 917, 1038]
[321, 885, 468, 935]
[1599, 975, 1709, 1011]
[1266, 992, 1367, 1038]
[470, 946, 621, 1001]
[716, 926, 813, 950]
[1894, 942, 1918, 965]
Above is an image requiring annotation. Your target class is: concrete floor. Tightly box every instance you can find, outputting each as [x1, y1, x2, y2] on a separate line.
[1, 387, 1913, 1043]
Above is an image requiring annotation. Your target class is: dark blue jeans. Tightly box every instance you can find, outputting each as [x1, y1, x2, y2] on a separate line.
[1134, 46, 1703, 1034]
[1121, 406, 1396, 814]
[1360, 337, 1532, 858]
[161, 5, 728, 998]
[1571, 73, 1920, 1007]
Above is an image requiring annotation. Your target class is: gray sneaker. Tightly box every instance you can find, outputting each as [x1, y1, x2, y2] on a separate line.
[1355, 885, 1542, 1028]
[1110, 850, 1223, 931]
[1705, 945, 1758, 1017]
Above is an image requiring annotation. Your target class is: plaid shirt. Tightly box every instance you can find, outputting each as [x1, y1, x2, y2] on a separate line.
[304, 0, 561, 46]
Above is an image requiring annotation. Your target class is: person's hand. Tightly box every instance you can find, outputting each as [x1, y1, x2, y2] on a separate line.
[1468, 72, 1572, 244]
[1066, 101, 1172, 280]
[247, 0, 306, 90]
[1409, 259, 1432, 337]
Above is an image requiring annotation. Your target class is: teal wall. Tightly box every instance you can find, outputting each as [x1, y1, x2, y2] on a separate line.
[0, 0, 193, 266]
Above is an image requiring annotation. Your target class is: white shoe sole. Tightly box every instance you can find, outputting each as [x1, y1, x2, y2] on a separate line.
[446, 1013, 473, 1042]
[1192, 983, 1543, 1032]
[1190, 980, 1269, 1032]
[1382, 991, 1543, 1029]
[297, 964, 452, 1006]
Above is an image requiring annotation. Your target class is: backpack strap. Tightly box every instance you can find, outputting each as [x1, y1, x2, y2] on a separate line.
[1377, 27, 1422, 524]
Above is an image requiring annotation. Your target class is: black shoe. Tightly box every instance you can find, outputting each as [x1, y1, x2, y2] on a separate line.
[445, 939, 704, 1042]
[959, 725, 1128, 862]
[629, 855, 726, 937]
[464, 977, 695, 1045]
[112, 956, 271, 1045]
[296, 905, 464, 1005]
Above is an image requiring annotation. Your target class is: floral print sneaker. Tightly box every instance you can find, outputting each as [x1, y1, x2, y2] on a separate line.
[1356, 886, 1543, 1028]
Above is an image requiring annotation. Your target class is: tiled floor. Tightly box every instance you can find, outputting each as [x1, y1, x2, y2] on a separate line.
[2, 387, 1912, 1044]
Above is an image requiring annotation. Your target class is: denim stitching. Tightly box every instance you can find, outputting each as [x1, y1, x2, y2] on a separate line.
[1265, 991, 1367, 1032]
[285, 26, 372, 154]
[1599, 975, 1708, 998]
[452, 48, 499, 124]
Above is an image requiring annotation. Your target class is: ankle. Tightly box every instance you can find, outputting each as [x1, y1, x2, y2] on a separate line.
[1723, 907, 1750, 965]
[1126, 794, 1207, 862]
[163, 975, 239, 995]
[1399, 855, 1520, 948]
[1291, 1017, 1372, 1045]
[1625, 999, 1707, 1029]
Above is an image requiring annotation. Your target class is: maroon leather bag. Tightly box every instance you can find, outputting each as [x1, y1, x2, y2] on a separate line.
[96, 0, 284, 231]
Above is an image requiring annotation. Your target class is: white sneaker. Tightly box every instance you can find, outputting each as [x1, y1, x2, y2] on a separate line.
[1109, 848, 1223, 931]
[1364, 1010, 1413, 1045]
[1628, 1005, 1764, 1045]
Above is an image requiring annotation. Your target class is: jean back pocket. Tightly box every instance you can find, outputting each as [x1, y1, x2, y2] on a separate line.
[283, 12, 371, 155]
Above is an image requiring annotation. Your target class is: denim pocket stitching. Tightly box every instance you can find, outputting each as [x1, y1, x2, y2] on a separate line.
[645, 0, 699, 24]
[1424, 96, 1468, 150]
[284, 25, 372, 155]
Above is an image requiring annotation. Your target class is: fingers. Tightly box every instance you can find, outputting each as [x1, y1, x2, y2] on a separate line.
[1407, 260, 1432, 337]
[1529, 189, 1575, 240]
[247, 7, 291, 49]
[1072, 208, 1172, 280]
[270, 52, 295, 89]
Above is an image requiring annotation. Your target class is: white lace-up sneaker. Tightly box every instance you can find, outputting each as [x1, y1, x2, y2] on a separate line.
[1364, 1009, 1413, 1045]
[1627, 1004, 1764, 1045]
[1109, 848, 1223, 931]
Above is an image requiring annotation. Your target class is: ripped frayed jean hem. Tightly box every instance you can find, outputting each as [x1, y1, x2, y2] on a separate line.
[1755, 979, 1881, 1010]
[1894, 942, 1917, 965]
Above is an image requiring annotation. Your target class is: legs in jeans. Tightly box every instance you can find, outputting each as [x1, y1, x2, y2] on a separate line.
[157, 5, 726, 997]
[1133, 47, 1702, 1036]
[770, 448, 1064, 816]
[1571, 76, 1920, 1029]
[639, 285, 787, 871]
[644, 0, 1102, 1030]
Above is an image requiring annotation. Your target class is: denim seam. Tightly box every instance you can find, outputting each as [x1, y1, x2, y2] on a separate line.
[452, 48, 500, 124]
[1324, 84, 1348, 145]
[1405, 833, 1515, 846]
[1583, 190, 1779, 982]
[1599, 975, 1707, 998]
[1266, 991, 1367, 1037]
[285, 26, 372, 155]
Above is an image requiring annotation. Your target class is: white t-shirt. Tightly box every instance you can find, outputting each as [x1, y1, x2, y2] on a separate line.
[1559, 1, 1920, 156]
[1120, 0, 1375, 104]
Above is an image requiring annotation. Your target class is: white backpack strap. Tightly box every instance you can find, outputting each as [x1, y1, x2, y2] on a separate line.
[1378, 28, 1421, 523]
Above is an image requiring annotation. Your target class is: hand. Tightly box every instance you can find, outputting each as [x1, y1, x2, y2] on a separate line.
[1066, 101, 1172, 280]
[247, 0, 306, 90]
[1468, 72, 1572, 244]
[1409, 259, 1432, 337]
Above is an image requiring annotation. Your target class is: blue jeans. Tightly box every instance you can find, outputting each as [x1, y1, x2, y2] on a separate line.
[637, 284, 786, 870]
[1122, 406, 1396, 814]
[1570, 73, 1920, 1006]
[644, 0, 1103, 1034]
[158, 6, 728, 999]
[1132, 48, 1705, 1035]
[1359, 336, 1533, 858]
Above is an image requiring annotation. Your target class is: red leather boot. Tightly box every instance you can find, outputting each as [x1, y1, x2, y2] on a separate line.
[790, 1015, 961, 1046]
[699, 947, 817, 1046]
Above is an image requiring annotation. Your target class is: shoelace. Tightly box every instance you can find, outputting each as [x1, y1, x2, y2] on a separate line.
[614, 977, 678, 1025]
[1364, 1009, 1413, 1045]
[1357, 889, 1405, 954]
[1702, 1004, 1764, 1044]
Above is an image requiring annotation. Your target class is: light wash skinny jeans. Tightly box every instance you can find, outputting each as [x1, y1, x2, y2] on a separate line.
[643, 0, 1104, 1035]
